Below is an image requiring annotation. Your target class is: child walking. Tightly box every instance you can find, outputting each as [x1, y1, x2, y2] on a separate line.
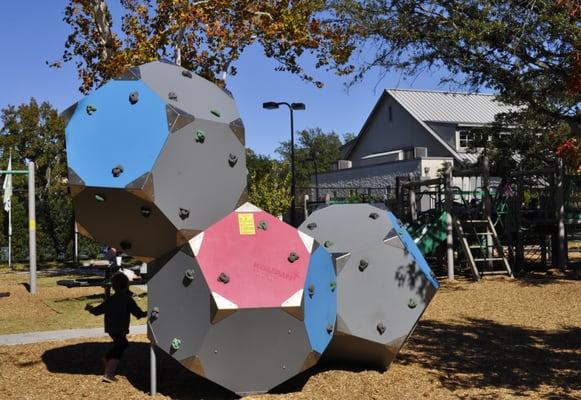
[85, 272, 147, 382]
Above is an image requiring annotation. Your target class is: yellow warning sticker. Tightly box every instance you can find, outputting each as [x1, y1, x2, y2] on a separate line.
[238, 213, 256, 235]
[29, 219, 36, 230]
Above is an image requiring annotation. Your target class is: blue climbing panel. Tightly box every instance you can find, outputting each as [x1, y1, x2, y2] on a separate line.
[66, 80, 169, 188]
[387, 211, 440, 289]
[303, 245, 337, 354]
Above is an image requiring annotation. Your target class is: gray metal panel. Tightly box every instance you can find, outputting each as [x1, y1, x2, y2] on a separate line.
[197, 308, 311, 395]
[148, 249, 212, 361]
[72, 187, 177, 258]
[299, 204, 394, 254]
[323, 333, 401, 370]
[337, 244, 434, 344]
[152, 118, 246, 230]
[138, 61, 240, 124]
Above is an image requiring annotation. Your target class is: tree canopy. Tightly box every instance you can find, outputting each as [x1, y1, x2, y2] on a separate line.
[276, 127, 344, 189]
[0, 99, 102, 261]
[56, 0, 351, 93]
[331, 0, 579, 130]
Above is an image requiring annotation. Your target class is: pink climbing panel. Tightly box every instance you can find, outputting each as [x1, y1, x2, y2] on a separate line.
[195, 210, 311, 308]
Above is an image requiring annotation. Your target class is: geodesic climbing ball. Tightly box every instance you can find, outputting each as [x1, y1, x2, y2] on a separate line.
[147, 203, 337, 395]
[62, 60, 247, 259]
[299, 203, 439, 369]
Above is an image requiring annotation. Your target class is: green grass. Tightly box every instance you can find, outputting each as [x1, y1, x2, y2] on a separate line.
[0, 270, 148, 335]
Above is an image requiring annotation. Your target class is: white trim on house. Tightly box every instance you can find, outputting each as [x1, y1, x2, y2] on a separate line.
[361, 149, 404, 160]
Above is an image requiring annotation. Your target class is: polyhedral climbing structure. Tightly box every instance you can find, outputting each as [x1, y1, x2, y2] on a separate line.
[63, 60, 439, 395]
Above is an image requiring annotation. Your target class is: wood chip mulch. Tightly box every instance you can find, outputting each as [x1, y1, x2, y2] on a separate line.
[0, 273, 579, 400]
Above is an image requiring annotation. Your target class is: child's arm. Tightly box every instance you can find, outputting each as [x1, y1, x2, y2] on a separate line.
[85, 301, 106, 316]
[129, 297, 148, 319]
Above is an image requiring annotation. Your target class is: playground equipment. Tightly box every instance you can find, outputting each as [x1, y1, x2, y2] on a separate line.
[62, 60, 247, 260]
[63, 61, 439, 395]
[396, 166, 513, 281]
[299, 203, 439, 369]
[148, 203, 336, 395]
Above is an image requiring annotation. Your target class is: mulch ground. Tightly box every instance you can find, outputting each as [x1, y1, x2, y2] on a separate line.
[0, 272, 580, 400]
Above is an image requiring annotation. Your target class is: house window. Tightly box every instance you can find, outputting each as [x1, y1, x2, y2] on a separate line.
[457, 129, 474, 150]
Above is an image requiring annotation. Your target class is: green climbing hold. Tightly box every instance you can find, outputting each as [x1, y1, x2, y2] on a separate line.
[329, 281, 337, 292]
[94, 194, 106, 202]
[195, 130, 206, 143]
[323, 240, 333, 248]
[257, 220, 268, 230]
[287, 252, 299, 263]
[210, 109, 221, 118]
[86, 104, 97, 115]
[170, 338, 182, 351]
[408, 298, 417, 309]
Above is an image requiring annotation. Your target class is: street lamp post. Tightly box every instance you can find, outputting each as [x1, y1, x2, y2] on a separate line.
[263, 101, 305, 226]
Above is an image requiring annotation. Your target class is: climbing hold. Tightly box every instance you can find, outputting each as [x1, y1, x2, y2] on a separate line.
[228, 153, 238, 167]
[369, 212, 379, 220]
[195, 130, 206, 143]
[287, 252, 299, 263]
[86, 104, 97, 115]
[308, 283, 315, 297]
[179, 208, 190, 220]
[184, 269, 195, 281]
[168, 92, 178, 101]
[150, 307, 159, 321]
[210, 109, 221, 118]
[94, 194, 106, 202]
[257, 220, 268, 230]
[111, 165, 124, 177]
[218, 272, 230, 284]
[120, 241, 132, 251]
[306, 222, 317, 230]
[323, 240, 333, 248]
[358, 259, 369, 272]
[170, 338, 182, 351]
[181, 70, 192, 78]
[377, 323, 386, 335]
[140, 207, 151, 217]
[330, 281, 337, 292]
[326, 324, 334, 334]
[408, 298, 417, 309]
[129, 91, 139, 104]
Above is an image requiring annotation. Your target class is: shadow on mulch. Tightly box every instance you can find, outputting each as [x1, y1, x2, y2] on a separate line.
[42, 341, 235, 399]
[399, 318, 581, 398]
[513, 270, 580, 286]
[41, 318, 581, 399]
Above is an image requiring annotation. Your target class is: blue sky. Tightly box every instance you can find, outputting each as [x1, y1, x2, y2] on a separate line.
[0, 1, 458, 157]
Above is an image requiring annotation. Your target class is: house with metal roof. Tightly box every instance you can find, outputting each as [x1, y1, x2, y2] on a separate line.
[314, 89, 514, 198]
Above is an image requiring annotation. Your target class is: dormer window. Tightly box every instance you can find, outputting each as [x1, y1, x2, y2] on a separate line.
[457, 129, 474, 151]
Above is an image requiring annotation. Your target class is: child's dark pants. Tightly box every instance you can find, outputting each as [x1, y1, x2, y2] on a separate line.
[106, 334, 129, 360]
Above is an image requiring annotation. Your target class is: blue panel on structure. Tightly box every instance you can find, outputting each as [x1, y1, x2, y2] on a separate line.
[303, 246, 337, 354]
[66, 80, 169, 188]
[387, 211, 440, 289]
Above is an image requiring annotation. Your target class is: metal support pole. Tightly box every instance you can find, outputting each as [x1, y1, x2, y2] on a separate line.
[150, 343, 157, 397]
[74, 222, 79, 263]
[555, 158, 566, 271]
[289, 108, 296, 227]
[7, 205, 11, 269]
[28, 162, 37, 295]
[445, 166, 455, 281]
[408, 173, 417, 222]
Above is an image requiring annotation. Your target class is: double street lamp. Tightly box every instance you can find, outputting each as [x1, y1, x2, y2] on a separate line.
[262, 101, 306, 226]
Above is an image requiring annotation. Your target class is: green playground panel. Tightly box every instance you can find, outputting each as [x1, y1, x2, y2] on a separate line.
[407, 211, 449, 256]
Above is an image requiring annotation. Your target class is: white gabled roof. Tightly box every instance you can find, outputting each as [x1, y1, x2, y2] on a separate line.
[386, 89, 515, 125]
